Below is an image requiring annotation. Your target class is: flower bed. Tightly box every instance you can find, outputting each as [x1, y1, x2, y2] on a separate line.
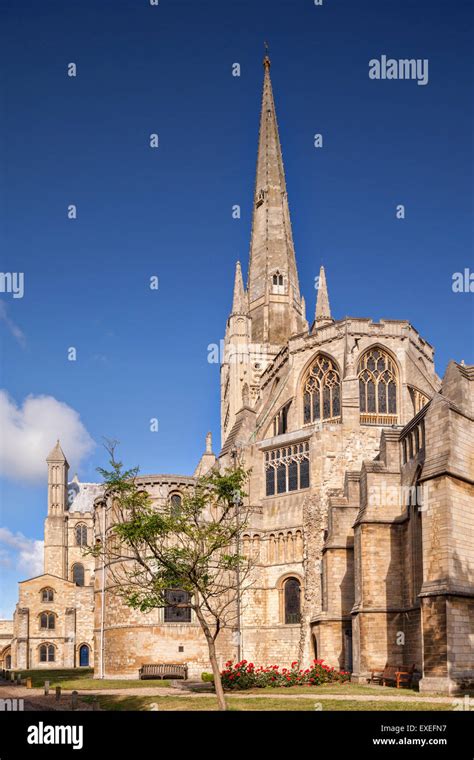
[221, 659, 350, 690]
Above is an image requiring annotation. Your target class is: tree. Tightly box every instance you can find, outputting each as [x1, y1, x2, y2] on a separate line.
[90, 444, 253, 711]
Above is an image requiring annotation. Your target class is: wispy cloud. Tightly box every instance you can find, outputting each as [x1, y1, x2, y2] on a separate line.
[0, 527, 43, 578]
[0, 301, 26, 348]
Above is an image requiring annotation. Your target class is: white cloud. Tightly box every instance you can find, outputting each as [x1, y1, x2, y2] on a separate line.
[0, 391, 95, 482]
[0, 527, 44, 578]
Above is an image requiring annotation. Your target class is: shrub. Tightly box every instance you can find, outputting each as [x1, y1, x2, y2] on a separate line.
[220, 659, 350, 690]
[201, 672, 214, 683]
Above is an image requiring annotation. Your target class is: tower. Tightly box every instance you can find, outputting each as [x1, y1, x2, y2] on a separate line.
[220, 55, 308, 445]
[44, 440, 69, 577]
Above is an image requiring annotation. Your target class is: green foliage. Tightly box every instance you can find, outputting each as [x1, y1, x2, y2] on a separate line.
[94, 443, 251, 626]
[221, 660, 351, 690]
[201, 672, 215, 683]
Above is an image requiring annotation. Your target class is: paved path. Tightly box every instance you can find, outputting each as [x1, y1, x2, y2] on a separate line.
[0, 679, 456, 710]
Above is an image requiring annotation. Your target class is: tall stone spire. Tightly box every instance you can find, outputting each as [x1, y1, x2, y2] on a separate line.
[314, 265, 333, 328]
[231, 261, 247, 314]
[246, 54, 307, 344]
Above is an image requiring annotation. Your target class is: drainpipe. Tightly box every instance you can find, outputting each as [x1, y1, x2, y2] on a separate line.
[231, 447, 242, 663]
[99, 501, 107, 679]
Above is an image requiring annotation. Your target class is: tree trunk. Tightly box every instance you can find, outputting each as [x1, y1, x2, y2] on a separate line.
[194, 607, 227, 711]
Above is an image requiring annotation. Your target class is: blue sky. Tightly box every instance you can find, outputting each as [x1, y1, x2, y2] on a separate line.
[0, 0, 472, 616]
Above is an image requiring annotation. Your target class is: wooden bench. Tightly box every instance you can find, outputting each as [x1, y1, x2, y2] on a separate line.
[370, 663, 416, 689]
[139, 664, 188, 681]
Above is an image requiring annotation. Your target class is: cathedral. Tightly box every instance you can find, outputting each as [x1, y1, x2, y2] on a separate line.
[2, 56, 473, 696]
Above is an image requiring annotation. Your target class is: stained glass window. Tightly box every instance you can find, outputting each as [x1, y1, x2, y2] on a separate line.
[284, 578, 301, 624]
[299, 458, 310, 489]
[72, 563, 85, 587]
[264, 442, 310, 496]
[41, 588, 54, 603]
[277, 462, 286, 494]
[303, 355, 341, 424]
[266, 467, 275, 496]
[40, 613, 55, 630]
[288, 460, 298, 492]
[40, 644, 55, 663]
[75, 524, 88, 547]
[358, 348, 398, 424]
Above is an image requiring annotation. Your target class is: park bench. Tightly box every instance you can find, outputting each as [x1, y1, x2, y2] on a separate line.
[370, 663, 416, 689]
[139, 663, 188, 680]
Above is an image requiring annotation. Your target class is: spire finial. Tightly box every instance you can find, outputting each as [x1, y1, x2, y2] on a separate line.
[263, 40, 270, 68]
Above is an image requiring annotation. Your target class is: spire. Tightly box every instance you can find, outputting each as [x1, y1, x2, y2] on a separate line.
[46, 439, 68, 466]
[231, 261, 247, 314]
[314, 266, 333, 327]
[246, 55, 307, 344]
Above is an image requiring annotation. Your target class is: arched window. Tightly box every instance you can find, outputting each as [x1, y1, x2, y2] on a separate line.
[303, 355, 341, 424]
[41, 587, 54, 603]
[358, 348, 398, 424]
[72, 563, 85, 587]
[40, 612, 55, 630]
[164, 589, 192, 623]
[272, 271, 284, 294]
[284, 577, 301, 624]
[39, 644, 55, 663]
[75, 523, 88, 547]
[169, 493, 182, 517]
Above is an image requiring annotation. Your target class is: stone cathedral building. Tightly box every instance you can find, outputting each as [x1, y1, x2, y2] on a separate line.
[2, 57, 473, 695]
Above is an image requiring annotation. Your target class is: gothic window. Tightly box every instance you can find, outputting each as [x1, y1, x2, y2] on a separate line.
[164, 589, 192, 623]
[358, 348, 398, 424]
[303, 355, 341, 424]
[40, 612, 55, 630]
[169, 493, 182, 517]
[256, 188, 265, 207]
[41, 587, 54, 603]
[75, 523, 88, 547]
[72, 563, 85, 587]
[272, 271, 284, 294]
[264, 442, 310, 496]
[39, 644, 55, 663]
[271, 401, 291, 437]
[284, 578, 301, 624]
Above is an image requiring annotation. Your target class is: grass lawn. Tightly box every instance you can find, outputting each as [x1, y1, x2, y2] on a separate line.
[244, 683, 421, 697]
[11, 668, 170, 690]
[81, 694, 453, 712]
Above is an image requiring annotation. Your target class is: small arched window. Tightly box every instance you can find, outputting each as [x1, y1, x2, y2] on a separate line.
[72, 563, 85, 587]
[75, 523, 88, 547]
[303, 354, 341, 424]
[39, 644, 55, 663]
[41, 587, 54, 603]
[284, 577, 301, 624]
[358, 348, 398, 424]
[272, 271, 284, 294]
[169, 493, 182, 517]
[40, 612, 55, 630]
